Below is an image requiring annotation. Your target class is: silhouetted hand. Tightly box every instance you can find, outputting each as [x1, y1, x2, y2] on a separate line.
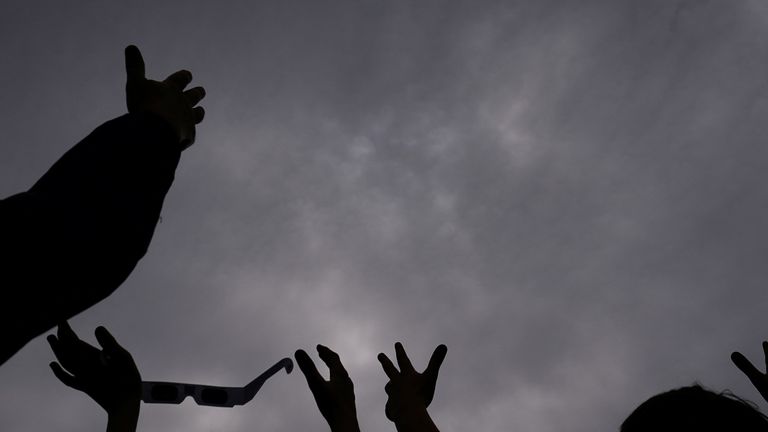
[378, 343, 446, 432]
[125, 45, 206, 149]
[47, 323, 141, 432]
[732, 342, 768, 403]
[295, 345, 360, 432]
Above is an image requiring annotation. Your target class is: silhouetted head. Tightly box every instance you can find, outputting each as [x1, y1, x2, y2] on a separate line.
[621, 385, 768, 432]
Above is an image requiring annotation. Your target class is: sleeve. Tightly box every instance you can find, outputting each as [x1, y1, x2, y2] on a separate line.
[0, 112, 182, 364]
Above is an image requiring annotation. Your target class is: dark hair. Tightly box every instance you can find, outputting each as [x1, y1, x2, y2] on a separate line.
[621, 384, 768, 432]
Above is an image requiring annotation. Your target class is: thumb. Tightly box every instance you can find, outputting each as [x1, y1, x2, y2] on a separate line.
[125, 45, 145, 83]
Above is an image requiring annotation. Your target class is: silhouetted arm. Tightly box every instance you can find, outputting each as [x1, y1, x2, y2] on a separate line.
[47, 323, 141, 432]
[295, 346, 361, 432]
[378, 343, 447, 432]
[0, 112, 179, 364]
[0, 46, 205, 365]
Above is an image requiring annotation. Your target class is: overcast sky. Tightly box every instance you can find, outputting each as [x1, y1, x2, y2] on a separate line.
[3, 1, 768, 431]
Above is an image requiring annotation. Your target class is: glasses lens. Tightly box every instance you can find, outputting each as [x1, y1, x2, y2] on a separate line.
[151, 384, 180, 402]
[200, 388, 229, 405]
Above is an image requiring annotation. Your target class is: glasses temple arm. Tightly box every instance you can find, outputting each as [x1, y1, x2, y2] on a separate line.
[242, 357, 294, 402]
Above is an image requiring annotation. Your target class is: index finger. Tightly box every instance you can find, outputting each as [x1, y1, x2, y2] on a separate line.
[94, 326, 124, 356]
[394, 342, 415, 373]
[164, 70, 193, 91]
[125, 45, 146, 83]
[57, 321, 79, 344]
[317, 344, 349, 381]
[295, 349, 324, 389]
[378, 352, 398, 379]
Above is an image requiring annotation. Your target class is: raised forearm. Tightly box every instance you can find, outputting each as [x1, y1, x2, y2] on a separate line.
[0, 112, 181, 365]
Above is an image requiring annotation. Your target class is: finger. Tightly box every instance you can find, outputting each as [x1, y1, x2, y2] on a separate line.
[193, 106, 205, 124]
[49, 362, 82, 391]
[394, 342, 415, 373]
[184, 87, 206, 106]
[295, 349, 325, 389]
[732, 352, 763, 381]
[94, 326, 123, 356]
[164, 69, 193, 91]
[378, 352, 398, 379]
[125, 45, 146, 83]
[46, 334, 63, 360]
[763, 341, 768, 371]
[425, 344, 448, 379]
[57, 321, 78, 343]
[423, 344, 447, 405]
[317, 344, 349, 380]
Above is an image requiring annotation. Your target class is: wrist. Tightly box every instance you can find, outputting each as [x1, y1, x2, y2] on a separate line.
[392, 406, 438, 432]
[330, 414, 361, 432]
[128, 110, 187, 151]
[106, 400, 140, 432]
[395, 417, 439, 432]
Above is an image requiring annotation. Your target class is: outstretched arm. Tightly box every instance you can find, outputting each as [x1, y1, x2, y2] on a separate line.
[377, 343, 447, 432]
[295, 345, 361, 432]
[0, 46, 206, 365]
[47, 323, 142, 432]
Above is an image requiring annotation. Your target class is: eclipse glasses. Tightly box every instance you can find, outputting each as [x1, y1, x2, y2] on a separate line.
[141, 357, 293, 407]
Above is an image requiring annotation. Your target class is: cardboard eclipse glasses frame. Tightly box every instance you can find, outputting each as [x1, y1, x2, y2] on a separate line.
[141, 357, 293, 408]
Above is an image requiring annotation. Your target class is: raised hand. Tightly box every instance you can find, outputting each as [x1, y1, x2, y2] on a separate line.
[732, 342, 768, 403]
[378, 343, 446, 431]
[295, 345, 360, 432]
[47, 323, 141, 432]
[124, 45, 206, 149]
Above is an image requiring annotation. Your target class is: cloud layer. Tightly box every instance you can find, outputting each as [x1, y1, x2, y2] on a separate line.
[3, 1, 768, 431]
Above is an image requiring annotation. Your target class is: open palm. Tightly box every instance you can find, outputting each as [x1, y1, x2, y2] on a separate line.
[47, 323, 141, 414]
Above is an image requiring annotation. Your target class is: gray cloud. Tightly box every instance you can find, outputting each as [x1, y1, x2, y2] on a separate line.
[3, 1, 768, 431]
